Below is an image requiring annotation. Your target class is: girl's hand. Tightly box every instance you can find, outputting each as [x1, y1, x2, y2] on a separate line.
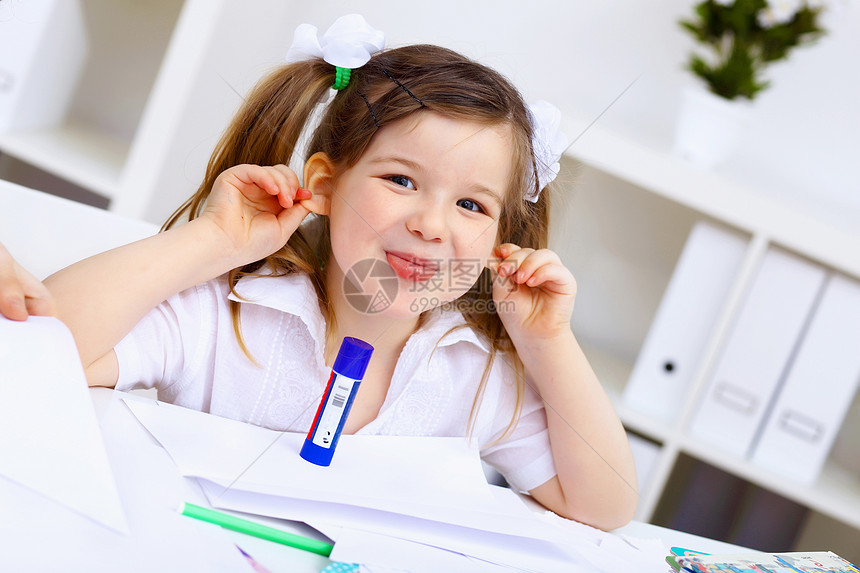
[0, 242, 56, 321]
[491, 244, 577, 344]
[202, 164, 313, 265]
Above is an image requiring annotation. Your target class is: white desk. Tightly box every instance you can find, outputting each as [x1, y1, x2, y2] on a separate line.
[0, 386, 753, 572]
[0, 180, 158, 281]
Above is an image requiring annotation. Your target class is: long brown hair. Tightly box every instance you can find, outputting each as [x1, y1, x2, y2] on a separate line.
[164, 45, 552, 439]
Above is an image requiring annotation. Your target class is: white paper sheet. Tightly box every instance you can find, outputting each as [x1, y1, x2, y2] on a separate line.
[122, 395, 666, 572]
[197, 479, 583, 572]
[122, 398, 566, 539]
[0, 316, 128, 533]
[329, 528, 524, 573]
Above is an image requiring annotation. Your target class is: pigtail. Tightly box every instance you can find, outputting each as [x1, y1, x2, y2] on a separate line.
[162, 60, 337, 364]
[163, 60, 333, 230]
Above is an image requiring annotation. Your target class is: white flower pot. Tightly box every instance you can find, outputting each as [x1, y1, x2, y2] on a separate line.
[672, 85, 752, 169]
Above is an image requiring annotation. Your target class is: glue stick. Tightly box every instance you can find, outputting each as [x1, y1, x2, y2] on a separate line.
[300, 337, 374, 466]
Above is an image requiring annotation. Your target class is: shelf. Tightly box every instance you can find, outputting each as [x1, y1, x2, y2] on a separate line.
[564, 121, 860, 279]
[0, 0, 185, 206]
[0, 121, 127, 200]
[678, 435, 860, 531]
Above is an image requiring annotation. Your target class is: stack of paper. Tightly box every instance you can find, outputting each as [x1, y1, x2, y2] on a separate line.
[123, 397, 666, 572]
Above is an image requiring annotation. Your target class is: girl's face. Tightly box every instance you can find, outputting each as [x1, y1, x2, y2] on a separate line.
[326, 110, 515, 319]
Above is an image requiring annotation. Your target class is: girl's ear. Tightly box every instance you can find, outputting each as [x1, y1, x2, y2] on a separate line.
[302, 152, 336, 216]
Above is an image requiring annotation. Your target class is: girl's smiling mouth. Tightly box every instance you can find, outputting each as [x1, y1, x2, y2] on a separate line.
[385, 251, 440, 281]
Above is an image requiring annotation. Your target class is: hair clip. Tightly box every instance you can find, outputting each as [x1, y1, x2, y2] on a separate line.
[356, 90, 380, 127]
[381, 69, 424, 107]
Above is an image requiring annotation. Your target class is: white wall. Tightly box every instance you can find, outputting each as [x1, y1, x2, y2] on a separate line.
[161, 0, 859, 229]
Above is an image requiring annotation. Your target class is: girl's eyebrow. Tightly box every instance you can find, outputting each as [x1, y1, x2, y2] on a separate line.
[368, 155, 422, 171]
[468, 184, 504, 209]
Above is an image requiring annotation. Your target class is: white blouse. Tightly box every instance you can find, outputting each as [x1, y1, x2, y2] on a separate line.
[114, 270, 556, 492]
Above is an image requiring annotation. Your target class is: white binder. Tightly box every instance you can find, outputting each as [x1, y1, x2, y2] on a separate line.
[622, 221, 747, 423]
[0, 0, 87, 133]
[750, 273, 860, 484]
[689, 247, 827, 457]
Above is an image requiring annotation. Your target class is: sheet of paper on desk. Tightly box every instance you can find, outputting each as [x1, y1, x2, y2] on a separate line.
[0, 316, 128, 533]
[203, 481, 665, 573]
[122, 397, 564, 539]
[123, 397, 665, 572]
[123, 399, 498, 512]
[329, 527, 531, 573]
[199, 479, 585, 572]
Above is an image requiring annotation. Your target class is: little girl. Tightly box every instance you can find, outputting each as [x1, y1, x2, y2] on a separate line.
[45, 15, 637, 530]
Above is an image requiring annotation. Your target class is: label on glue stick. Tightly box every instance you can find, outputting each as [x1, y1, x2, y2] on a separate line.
[309, 372, 360, 448]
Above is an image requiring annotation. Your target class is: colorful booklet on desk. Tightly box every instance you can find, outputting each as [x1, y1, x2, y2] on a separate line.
[667, 546, 859, 573]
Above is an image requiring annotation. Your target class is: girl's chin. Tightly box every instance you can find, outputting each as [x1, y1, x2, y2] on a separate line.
[348, 291, 459, 321]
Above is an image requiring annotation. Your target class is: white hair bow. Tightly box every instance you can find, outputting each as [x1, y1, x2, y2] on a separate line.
[285, 14, 385, 69]
[526, 100, 569, 202]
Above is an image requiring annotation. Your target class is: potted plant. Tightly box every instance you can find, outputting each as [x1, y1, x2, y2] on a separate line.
[673, 0, 826, 167]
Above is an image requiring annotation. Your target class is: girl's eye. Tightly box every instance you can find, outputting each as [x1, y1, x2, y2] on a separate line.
[457, 198, 485, 214]
[387, 175, 415, 190]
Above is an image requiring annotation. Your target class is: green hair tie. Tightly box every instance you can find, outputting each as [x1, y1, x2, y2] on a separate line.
[332, 66, 351, 90]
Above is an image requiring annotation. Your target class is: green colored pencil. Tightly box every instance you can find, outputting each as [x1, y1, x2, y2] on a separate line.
[181, 502, 333, 557]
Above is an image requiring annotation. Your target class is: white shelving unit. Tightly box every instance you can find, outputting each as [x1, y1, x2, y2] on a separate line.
[2, 0, 858, 555]
[0, 120, 128, 199]
[0, 0, 232, 222]
[554, 118, 860, 544]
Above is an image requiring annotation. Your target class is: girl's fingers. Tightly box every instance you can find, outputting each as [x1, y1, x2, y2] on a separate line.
[514, 251, 558, 283]
[0, 246, 28, 320]
[26, 294, 56, 317]
[495, 246, 575, 292]
[270, 165, 312, 201]
[496, 246, 540, 279]
[495, 243, 519, 261]
[257, 165, 312, 207]
[220, 165, 276, 206]
[0, 257, 56, 321]
[496, 243, 518, 255]
[523, 264, 576, 294]
[271, 164, 300, 190]
[0, 285, 27, 320]
[265, 165, 299, 209]
[224, 164, 309, 209]
[251, 166, 288, 209]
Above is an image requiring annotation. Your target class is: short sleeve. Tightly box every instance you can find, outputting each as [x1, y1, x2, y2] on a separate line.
[113, 283, 209, 398]
[478, 362, 557, 493]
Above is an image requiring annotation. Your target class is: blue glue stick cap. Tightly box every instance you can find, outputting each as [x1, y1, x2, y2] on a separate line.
[333, 337, 374, 380]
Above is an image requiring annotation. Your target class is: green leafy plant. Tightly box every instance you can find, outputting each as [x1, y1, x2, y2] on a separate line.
[680, 0, 826, 100]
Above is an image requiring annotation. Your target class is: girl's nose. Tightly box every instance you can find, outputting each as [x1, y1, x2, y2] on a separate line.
[406, 200, 447, 242]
